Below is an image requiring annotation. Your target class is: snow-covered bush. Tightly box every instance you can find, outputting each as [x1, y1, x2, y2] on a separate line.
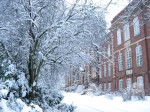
[121, 89, 132, 101]
[34, 86, 75, 112]
[65, 84, 78, 92]
[121, 83, 145, 101]
[105, 93, 114, 100]
[0, 59, 43, 112]
[56, 103, 76, 112]
[132, 83, 145, 100]
[33, 87, 63, 108]
[0, 59, 75, 112]
[0, 98, 43, 112]
[75, 85, 85, 93]
[0, 59, 29, 99]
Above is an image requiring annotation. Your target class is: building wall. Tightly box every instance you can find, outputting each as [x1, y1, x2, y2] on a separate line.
[65, 0, 150, 94]
[111, 0, 150, 94]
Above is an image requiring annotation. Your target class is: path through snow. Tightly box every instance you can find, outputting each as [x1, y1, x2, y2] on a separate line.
[62, 92, 150, 112]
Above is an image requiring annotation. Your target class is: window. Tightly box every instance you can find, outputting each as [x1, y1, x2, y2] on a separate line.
[99, 84, 102, 91]
[119, 79, 123, 91]
[118, 53, 123, 71]
[108, 83, 111, 91]
[104, 83, 107, 91]
[123, 23, 130, 41]
[126, 78, 132, 90]
[136, 45, 143, 67]
[137, 76, 144, 87]
[133, 16, 140, 36]
[99, 66, 102, 78]
[126, 48, 132, 69]
[104, 64, 106, 77]
[107, 45, 111, 57]
[108, 63, 111, 76]
[117, 29, 122, 45]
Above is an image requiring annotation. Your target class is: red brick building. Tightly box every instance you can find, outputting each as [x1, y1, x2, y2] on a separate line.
[65, 0, 150, 95]
[97, 33, 114, 92]
[111, 0, 150, 94]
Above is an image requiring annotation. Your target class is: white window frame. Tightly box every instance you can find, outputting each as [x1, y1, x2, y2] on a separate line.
[99, 84, 102, 91]
[108, 63, 111, 76]
[99, 66, 102, 78]
[117, 29, 122, 45]
[123, 23, 130, 41]
[107, 44, 111, 57]
[104, 64, 106, 77]
[108, 83, 111, 91]
[126, 78, 132, 90]
[119, 79, 123, 91]
[133, 16, 140, 36]
[104, 83, 107, 91]
[126, 48, 132, 69]
[137, 76, 144, 87]
[118, 53, 123, 71]
[136, 45, 143, 67]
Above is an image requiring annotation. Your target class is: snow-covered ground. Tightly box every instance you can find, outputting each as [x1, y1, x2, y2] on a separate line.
[62, 92, 150, 112]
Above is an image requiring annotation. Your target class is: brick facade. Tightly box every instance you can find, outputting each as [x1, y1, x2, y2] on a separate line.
[65, 0, 150, 94]
[111, 0, 150, 94]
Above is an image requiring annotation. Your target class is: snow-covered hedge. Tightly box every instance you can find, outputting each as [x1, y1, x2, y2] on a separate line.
[34, 86, 75, 112]
[0, 98, 42, 112]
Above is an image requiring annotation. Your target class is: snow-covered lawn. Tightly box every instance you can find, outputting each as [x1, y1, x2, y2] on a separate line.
[62, 92, 150, 112]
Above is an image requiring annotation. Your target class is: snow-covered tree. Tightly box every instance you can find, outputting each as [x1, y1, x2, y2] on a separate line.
[0, 0, 107, 102]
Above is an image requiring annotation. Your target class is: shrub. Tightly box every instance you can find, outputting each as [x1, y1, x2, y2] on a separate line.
[121, 83, 145, 101]
[132, 83, 145, 100]
[121, 89, 132, 101]
[56, 103, 76, 112]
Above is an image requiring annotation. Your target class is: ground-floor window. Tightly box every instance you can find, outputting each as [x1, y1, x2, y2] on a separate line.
[104, 83, 107, 91]
[126, 78, 132, 90]
[137, 76, 144, 87]
[119, 79, 123, 91]
[99, 84, 102, 91]
[108, 83, 111, 92]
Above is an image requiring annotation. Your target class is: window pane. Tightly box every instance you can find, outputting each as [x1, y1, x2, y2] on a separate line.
[108, 45, 111, 57]
[124, 23, 130, 41]
[126, 48, 132, 69]
[108, 63, 111, 76]
[119, 79, 123, 91]
[118, 53, 123, 71]
[133, 17, 140, 36]
[137, 76, 144, 87]
[126, 78, 132, 90]
[117, 29, 121, 45]
[136, 45, 143, 67]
